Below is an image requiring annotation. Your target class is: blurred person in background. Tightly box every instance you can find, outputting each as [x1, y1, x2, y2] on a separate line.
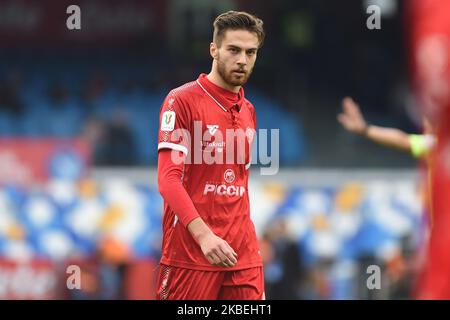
[81, 116, 108, 165]
[82, 73, 109, 106]
[337, 96, 435, 228]
[0, 70, 25, 117]
[96, 236, 131, 300]
[260, 219, 305, 299]
[338, 97, 436, 160]
[337, 96, 436, 299]
[49, 83, 69, 110]
[103, 108, 137, 166]
[409, 0, 450, 300]
[156, 11, 265, 300]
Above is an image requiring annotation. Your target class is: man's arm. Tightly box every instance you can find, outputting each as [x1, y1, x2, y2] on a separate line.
[157, 149, 238, 268]
[338, 97, 411, 152]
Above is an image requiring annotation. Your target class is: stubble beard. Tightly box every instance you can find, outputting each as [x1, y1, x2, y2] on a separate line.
[216, 54, 253, 87]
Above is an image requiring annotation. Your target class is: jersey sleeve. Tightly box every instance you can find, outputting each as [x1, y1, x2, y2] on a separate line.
[158, 93, 191, 156]
[409, 134, 437, 158]
[158, 149, 200, 227]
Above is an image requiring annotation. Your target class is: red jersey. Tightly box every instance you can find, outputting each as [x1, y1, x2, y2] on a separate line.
[409, 0, 450, 299]
[157, 74, 262, 271]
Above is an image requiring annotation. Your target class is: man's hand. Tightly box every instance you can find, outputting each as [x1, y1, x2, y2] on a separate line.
[337, 96, 413, 152]
[338, 97, 368, 135]
[197, 232, 238, 268]
[187, 217, 238, 268]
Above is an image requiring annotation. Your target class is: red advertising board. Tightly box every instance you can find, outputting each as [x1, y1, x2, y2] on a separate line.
[0, 258, 158, 300]
[0, 0, 167, 46]
[0, 259, 62, 300]
[0, 138, 91, 186]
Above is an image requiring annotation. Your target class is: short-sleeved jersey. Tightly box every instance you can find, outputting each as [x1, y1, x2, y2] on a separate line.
[157, 74, 262, 271]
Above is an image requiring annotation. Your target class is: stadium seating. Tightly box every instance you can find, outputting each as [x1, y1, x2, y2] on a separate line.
[0, 59, 308, 165]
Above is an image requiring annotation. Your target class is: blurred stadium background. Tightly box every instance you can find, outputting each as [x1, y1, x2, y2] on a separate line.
[0, 0, 428, 299]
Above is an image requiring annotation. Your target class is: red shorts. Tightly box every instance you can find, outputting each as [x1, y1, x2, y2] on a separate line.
[155, 264, 265, 300]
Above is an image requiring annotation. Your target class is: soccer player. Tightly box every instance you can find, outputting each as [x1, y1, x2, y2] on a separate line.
[156, 11, 265, 300]
[409, 0, 450, 299]
[338, 97, 436, 159]
[338, 96, 439, 299]
[337, 96, 436, 231]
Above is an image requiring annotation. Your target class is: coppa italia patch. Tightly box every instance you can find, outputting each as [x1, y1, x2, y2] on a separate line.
[161, 111, 176, 131]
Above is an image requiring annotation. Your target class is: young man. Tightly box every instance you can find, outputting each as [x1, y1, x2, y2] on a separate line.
[156, 11, 265, 300]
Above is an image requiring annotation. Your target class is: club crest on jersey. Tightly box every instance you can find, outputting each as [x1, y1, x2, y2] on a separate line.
[224, 169, 235, 183]
[161, 111, 176, 131]
[206, 124, 219, 135]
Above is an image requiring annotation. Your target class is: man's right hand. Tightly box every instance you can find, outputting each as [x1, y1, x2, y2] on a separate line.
[187, 217, 238, 268]
[338, 97, 368, 135]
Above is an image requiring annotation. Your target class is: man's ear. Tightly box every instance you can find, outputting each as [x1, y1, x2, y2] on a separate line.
[210, 42, 218, 60]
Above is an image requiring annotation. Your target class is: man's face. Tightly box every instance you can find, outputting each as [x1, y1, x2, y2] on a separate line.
[213, 29, 259, 87]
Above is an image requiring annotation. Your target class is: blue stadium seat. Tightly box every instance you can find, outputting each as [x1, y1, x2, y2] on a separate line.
[0, 111, 16, 136]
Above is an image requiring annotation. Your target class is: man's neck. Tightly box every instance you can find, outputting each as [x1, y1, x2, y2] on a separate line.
[206, 70, 240, 94]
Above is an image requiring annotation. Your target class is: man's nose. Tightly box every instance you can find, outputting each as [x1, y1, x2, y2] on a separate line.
[236, 52, 248, 66]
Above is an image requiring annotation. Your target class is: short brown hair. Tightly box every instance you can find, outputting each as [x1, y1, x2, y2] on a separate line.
[213, 11, 265, 48]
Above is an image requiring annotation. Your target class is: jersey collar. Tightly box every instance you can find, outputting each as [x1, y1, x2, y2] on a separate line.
[196, 73, 245, 113]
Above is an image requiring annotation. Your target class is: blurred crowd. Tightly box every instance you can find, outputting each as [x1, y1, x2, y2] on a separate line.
[0, 173, 424, 299]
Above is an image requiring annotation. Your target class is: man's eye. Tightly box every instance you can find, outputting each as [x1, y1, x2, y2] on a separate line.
[229, 48, 238, 53]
